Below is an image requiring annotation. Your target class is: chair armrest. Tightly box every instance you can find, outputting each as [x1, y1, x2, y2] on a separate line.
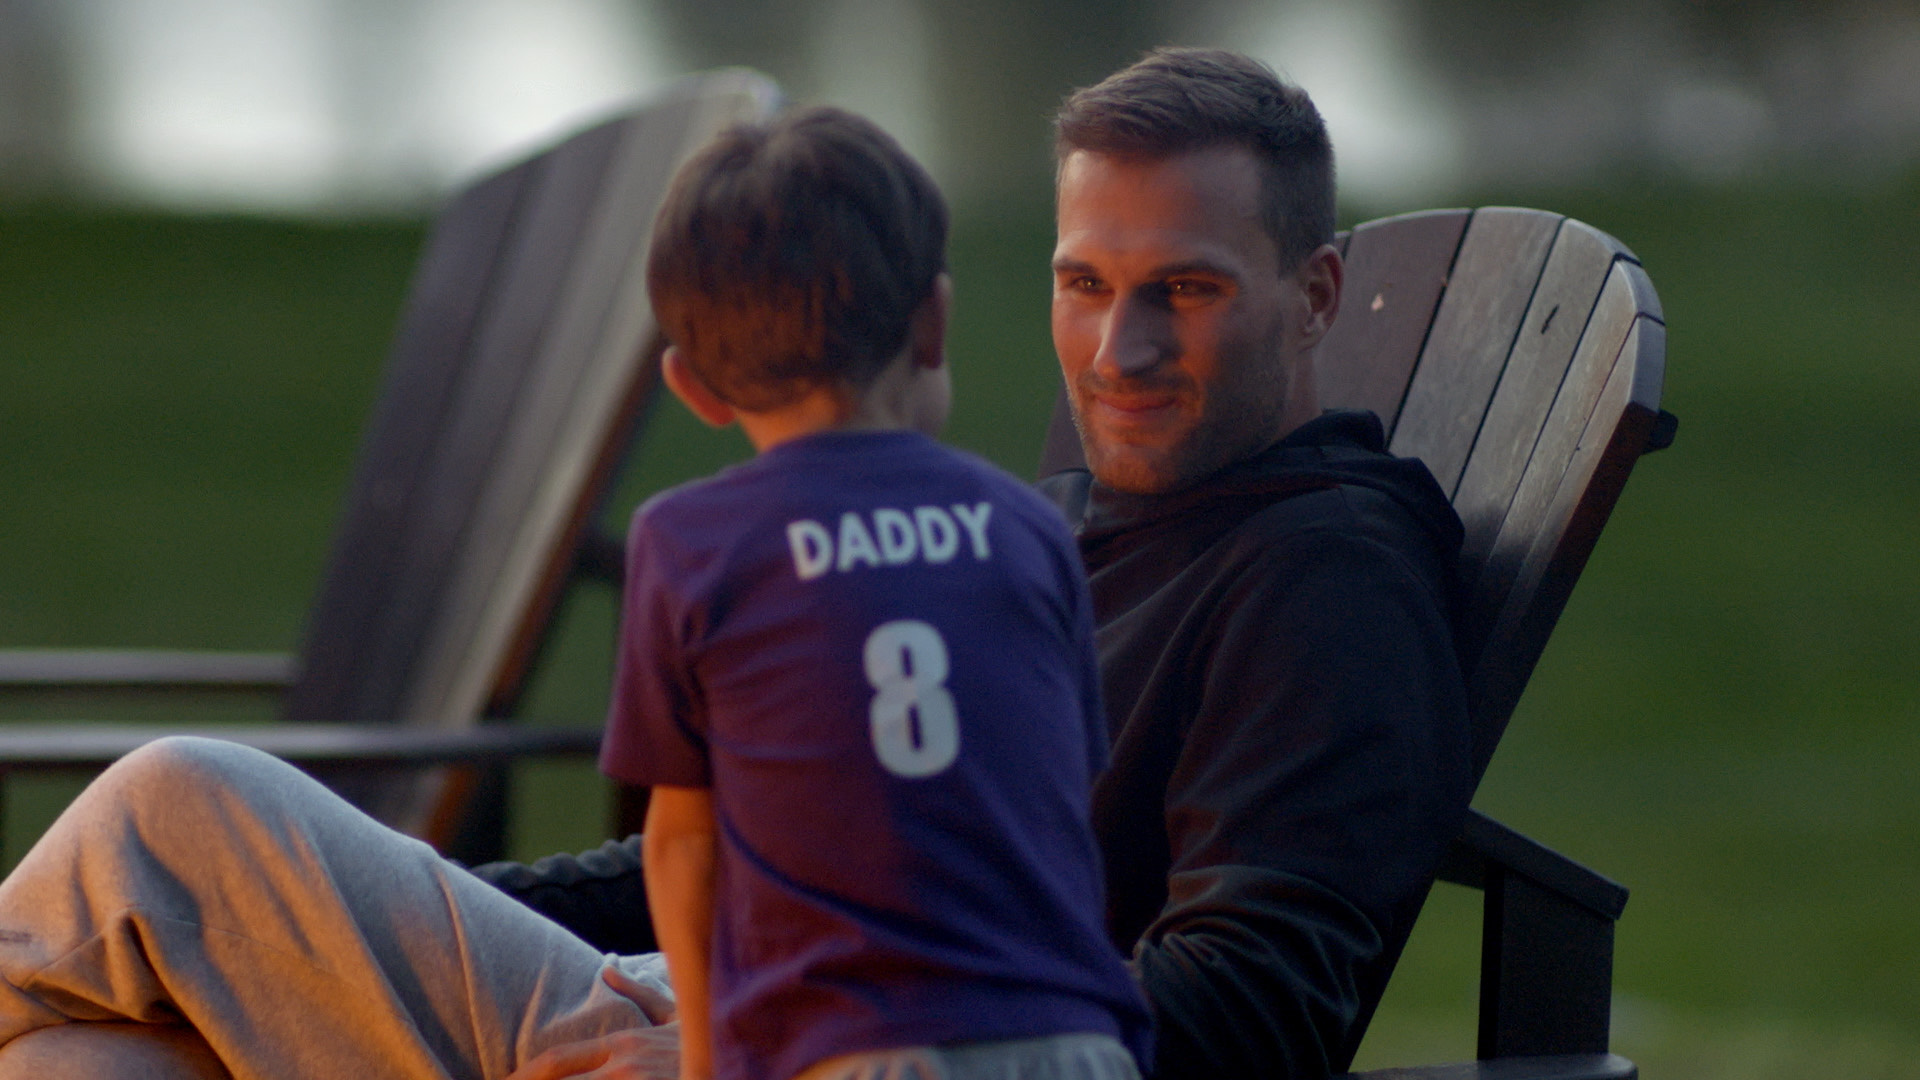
[1434, 810, 1629, 1059]
[0, 722, 599, 771]
[0, 650, 297, 693]
[1436, 810, 1628, 919]
[1343, 1053, 1636, 1080]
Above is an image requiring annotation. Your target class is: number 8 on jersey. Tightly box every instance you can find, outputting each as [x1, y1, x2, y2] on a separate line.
[864, 620, 959, 778]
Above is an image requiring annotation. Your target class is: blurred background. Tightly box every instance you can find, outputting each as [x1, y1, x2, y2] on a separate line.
[3, 0, 1918, 1076]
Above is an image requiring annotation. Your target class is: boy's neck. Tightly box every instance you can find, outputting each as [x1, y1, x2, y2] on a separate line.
[665, 275, 954, 454]
[735, 350, 947, 452]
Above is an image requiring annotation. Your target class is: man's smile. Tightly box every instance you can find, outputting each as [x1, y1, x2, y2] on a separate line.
[1078, 381, 1191, 439]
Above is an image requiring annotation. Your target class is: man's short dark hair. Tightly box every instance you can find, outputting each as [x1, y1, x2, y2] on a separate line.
[1054, 47, 1335, 271]
[647, 106, 948, 411]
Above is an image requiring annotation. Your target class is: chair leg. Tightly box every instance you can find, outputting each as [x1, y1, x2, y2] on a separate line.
[1479, 868, 1616, 1057]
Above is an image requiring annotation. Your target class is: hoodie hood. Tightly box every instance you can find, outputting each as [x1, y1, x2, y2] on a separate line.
[1040, 410, 1464, 574]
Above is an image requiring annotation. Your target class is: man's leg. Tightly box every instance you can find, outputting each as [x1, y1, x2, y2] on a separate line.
[0, 1023, 230, 1080]
[790, 1033, 1140, 1080]
[0, 736, 653, 1079]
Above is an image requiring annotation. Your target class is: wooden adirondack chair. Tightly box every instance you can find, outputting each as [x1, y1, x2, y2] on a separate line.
[1040, 207, 1672, 1079]
[0, 69, 783, 863]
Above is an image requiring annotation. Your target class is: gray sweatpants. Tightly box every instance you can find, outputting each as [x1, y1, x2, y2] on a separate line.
[0, 736, 660, 1080]
[792, 1033, 1140, 1080]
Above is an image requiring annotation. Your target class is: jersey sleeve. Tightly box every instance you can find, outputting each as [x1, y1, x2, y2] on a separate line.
[599, 510, 712, 789]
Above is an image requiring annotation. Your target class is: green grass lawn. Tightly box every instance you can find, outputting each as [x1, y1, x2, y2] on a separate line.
[4, 175, 1919, 1075]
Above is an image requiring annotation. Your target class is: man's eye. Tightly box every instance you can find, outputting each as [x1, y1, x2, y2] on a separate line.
[1064, 275, 1106, 294]
[1167, 279, 1220, 298]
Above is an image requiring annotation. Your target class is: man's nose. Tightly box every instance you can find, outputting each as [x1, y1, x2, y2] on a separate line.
[1092, 294, 1172, 379]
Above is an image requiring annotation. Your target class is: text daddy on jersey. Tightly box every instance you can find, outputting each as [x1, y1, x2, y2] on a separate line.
[787, 503, 993, 580]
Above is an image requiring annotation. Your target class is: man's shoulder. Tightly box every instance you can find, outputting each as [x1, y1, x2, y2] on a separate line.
[1228, 482, 1455, 597]
[1063, 410, 1461, 572]
[1225, 410, 1462, 568]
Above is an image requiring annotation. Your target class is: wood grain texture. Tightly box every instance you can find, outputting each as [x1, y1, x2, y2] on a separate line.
[1453, 220, 1632, 580]
[1467, 313, 1665, 778]
[396, 107, 677, 732]
[370, 76, 776, 831]
[0, 724, 598, 770]
[1317, 209, 1471, 426]
[286, 160, 533, 724]
[1464, 260, 1660, 640]
[323, 117, 628, 735]
[388, 75, 780, 841]
[1389, 209, 1563, 493]
[0, 650, 295, 691]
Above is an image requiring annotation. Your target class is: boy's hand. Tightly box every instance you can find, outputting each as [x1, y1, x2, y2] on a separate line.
[504, 1026, 680, 1080]
[504, 966, 685, 1080]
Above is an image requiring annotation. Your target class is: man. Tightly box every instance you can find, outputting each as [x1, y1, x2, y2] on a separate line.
[1036, 47, 1471, 1075]
[0, 48, 1469, 1080]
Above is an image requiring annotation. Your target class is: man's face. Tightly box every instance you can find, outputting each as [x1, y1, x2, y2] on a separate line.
[1051, 145, 1330, 495]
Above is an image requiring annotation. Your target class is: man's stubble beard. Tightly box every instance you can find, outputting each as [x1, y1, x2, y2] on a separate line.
[1072, 374, 1290, 496]
[1072, 343, 1295, 497]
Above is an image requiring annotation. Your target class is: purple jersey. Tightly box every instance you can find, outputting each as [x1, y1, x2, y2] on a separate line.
[601, 429, 1151, 1080]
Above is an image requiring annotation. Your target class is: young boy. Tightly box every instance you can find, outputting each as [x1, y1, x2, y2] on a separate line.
[597, 107, 1152, 1080]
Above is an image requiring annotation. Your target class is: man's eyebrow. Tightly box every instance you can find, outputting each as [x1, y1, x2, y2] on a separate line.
[1049, 257, 1238, 280]
[1151, 259, 1238, 280]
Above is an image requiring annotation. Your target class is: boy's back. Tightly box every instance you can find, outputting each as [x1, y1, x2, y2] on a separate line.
[603, 429, 1147, 1080]
[612, 104, 1148, 1080]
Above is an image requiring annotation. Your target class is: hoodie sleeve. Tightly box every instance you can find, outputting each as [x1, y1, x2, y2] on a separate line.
[1129, 506, 1472, 1078]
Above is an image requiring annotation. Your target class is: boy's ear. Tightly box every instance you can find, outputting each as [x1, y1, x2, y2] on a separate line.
[909, 273, 952, 370]
[661, 347, 737, 429]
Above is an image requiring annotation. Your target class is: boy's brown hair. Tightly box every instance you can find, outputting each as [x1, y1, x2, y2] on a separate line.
[647, 106, 949, 411]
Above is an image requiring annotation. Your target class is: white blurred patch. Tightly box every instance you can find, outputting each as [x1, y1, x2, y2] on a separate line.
[67, 0, 342, 210]
[61, 0, 678, 212]
[1652, 78, 1775, 182]
[413, 0, 676, 186]
[1211, 0, 1462, 207]
[809, 0, 943, 184]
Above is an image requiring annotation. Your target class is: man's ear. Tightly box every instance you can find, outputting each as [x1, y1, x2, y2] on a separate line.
[1294, 243, 1344, 347]
[661, 347, 737, 429]
[909, 273, 952, 370]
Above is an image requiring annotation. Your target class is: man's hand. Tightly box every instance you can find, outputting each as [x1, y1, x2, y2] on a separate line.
[505, 965, 685, 1080]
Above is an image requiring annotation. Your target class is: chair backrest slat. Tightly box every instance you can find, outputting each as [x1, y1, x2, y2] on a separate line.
[1317, 208, 1470, 427]
[1463, 269, 1663, 776]
[1388, 208, 1563, 491]
[285, 159, 541, 723]
[1452, 219, 1631, 586]
[291, 116, 632, 728]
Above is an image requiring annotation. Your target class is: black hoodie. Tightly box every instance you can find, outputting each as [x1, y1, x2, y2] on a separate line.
[1038, 410, 1473, 1079]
